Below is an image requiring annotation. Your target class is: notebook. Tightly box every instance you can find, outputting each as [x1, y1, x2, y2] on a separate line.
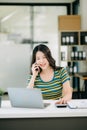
[67, 99, 87, 109]
[7, 87, 50, 109]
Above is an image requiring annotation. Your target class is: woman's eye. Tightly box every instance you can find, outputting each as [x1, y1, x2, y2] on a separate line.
[36, 56, 46, 61]
[36, 58, 40, 61]
[43, 56, 46, 59]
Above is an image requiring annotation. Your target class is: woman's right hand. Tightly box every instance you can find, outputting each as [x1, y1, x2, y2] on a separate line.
[27, 63, 39, 89]
[31, 63, 39, 77]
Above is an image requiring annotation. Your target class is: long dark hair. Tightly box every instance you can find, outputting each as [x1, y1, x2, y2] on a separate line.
[31, 44, 61, 71]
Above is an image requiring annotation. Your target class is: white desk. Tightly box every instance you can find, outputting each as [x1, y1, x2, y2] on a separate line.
[0, 99, 87, 130]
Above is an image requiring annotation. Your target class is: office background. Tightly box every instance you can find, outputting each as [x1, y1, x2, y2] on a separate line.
[0, 0, 86, 93]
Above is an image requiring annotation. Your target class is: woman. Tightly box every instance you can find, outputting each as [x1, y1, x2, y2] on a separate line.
[27, 44, 72, 104]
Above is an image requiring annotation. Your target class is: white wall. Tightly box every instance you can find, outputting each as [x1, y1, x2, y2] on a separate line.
[44, 7, 67, 66]
[0, 43, 30, 91]
[0, 0, 75, 3]
[79, 0, 87, 71]
[80, 0, 87, 30]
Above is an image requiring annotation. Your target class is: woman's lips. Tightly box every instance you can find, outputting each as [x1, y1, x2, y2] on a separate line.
[40, 63, 46, 67]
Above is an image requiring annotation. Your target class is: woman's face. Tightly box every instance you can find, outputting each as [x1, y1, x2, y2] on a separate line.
[36, 51, 49, 70]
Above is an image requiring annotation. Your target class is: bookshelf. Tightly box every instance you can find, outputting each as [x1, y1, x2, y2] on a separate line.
[59, 30, 87, 98]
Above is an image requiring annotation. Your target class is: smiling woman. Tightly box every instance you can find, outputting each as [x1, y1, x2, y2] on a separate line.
[27, 44, 72, 104]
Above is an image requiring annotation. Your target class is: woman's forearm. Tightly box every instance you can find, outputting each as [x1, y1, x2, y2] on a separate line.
[63, 86, 73, 99]
[27, 75, 36, 88]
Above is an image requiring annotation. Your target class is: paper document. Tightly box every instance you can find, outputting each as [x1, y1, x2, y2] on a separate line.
[68, 99, 87, 109]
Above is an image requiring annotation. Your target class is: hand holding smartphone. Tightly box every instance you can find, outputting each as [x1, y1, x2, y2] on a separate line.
[34, 63, 40, 72]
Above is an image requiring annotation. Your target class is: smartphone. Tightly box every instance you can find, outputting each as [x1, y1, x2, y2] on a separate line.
[35, 68, 39, 71]
[55, 103, 67, 108]
[35, 66, 42, 73]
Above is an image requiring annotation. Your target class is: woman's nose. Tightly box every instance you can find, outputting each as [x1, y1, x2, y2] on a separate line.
[40, 58, 43, 63]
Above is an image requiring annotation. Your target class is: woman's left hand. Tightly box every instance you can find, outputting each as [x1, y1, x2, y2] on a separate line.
[55, 80, 72, 104]
[55, 95, 71, 104]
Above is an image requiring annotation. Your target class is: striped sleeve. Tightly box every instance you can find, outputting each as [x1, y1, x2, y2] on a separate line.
[60, 67, 70, 84]
[27, 75, 32, 83]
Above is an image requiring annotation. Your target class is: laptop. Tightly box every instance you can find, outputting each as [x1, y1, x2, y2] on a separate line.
[67, 99, 87, 109]
[7, 87, 50, 109]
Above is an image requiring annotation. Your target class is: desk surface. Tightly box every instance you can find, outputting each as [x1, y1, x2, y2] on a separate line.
[75, 72, 87, 80]
[0, 99, 87, 118]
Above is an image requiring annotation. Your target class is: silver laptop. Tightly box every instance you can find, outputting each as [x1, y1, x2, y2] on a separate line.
[8, 87, 49, 109]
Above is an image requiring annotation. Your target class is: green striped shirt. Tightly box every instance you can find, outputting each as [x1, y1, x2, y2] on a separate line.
[28, 67, 70, 100]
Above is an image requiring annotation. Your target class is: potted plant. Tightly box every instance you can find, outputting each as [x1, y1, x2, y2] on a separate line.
[0, 88, 4, 107]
